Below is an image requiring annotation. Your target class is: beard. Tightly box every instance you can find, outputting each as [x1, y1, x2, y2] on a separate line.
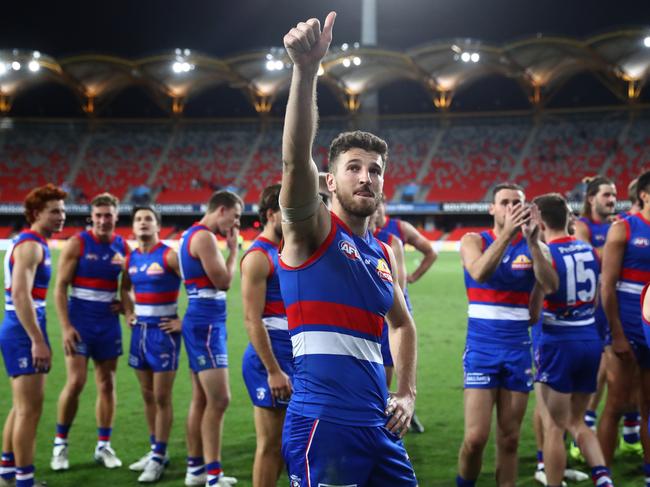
[336, 189, 380, 218]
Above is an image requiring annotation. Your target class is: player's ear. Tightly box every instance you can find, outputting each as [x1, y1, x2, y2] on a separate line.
[488, 203, 496, 216]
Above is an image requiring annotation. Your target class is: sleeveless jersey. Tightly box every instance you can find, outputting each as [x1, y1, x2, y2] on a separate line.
[464, 231, 536, 348]
[642, 283, 650, 340]
[126, 242, 181, 326]
[379, 216, 404, 242]
[616, 213, 650, 333]
[242, 236, 287, 335]
[69, 231, 128, 319]
[178, 223, 226, 321]
[542, 237, 600, 342]
[374, 226, 413, 311]
[578, 217, 610, 249]
[2, 230, 51, 337]
[279, 212, 394, 427]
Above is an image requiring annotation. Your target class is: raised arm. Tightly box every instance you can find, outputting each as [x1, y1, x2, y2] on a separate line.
[399, 220, 437, 284]
[191, 229, 238, 291]
[55, 236, 82, 355]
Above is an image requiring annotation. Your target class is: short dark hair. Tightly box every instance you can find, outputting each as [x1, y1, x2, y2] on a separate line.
[328, 131, 388, 172]
[24, 183, 68, 224]
[534, 193, 568, 231]
[91, 192, 119, 208]
[637, 171, 650, 210]
[207, 190, 243, 213]
[258, 184, 281, 226]
[581, 175, 614, 217]
[492, 182, 524, 202]
[132, 205, 161, 225]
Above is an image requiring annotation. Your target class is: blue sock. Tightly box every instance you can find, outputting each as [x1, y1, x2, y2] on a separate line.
[187, 456, 205, 476]
[55, 423, 71, 445]
[149, 433, 156, 450]
[0, 452, 15, 480]
[643, 463, 650, 486]
[15, 465, 34, 487]
[456, 474, 476, 487]
[623, 412, 641, 443]
[97, 427, 112, 448]
[206, 461, 223, 485]
[536, 449, 544, 470]
[584, 410, 597, 430]
[592, 465, 613, 486]
[152, 442, 167, 464]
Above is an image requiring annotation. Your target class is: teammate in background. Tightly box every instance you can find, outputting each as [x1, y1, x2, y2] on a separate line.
[531, 193, 613, 487]
[375, 198, 436, 284]
[240, 184, 293, 487]
[51, 193, 129, 471]
[0, 184, 66, 487]
[619, 178, 641, 219]
[120, 206, 181, 483]
[457, 183, 556, 487]
[280, 12, 418, 485]
[179, 191, 241, 487]
[599, 170, 650, 479]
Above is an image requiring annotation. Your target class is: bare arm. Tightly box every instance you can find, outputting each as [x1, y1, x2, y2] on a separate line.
[190, 230, 237, 290]
[55, 236, 82, 355]
[159, 248, 183, 334]
[165, 248, 181, 277]
[529, 283, 545, 324]
[575, 219, 604, 259]
[529, 240, 558, 294]
[11, 241, 51, 370]
[241, 251, 292, 400]
[390, 237, 407, 290]
[399, 220, 437, 283]
[601, 221, 633, 359]
[120, 270, 135, 326]
[383, 244, 417, 438]
[280, 13, 336, 267]
[461, 233, 511, 283]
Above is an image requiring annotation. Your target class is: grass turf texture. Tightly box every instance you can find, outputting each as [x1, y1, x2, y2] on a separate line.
[0, 250, 645, 486]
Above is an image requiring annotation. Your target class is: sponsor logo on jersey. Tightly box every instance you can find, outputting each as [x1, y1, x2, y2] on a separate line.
[86, 253, 99, 261]
[464, 372, 491, 386]
[339, 240, 360, 260]
[111, 252, 125, 265]
[633, 237, 650, 248]
[146, 262, 165, 275]
[376, 258, 393, 282]
[511, 254, 533, 270]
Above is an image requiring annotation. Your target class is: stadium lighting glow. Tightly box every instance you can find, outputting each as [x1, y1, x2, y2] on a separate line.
[28, 60, 40, 72]
[341, 43, 349, 51]
[172, 62, 183, 73]
[644, 36, 650, 48]
[265, 53, 273, 60]
[470, 53, 480, 63]
[353, 56, 362, 66]
[353, 42, 360, 48]
[342, 58, 351, 68]
[11, 61, 20, 71]
[274, 60, 283, 70]
[460, 52, 471, 63]
[33, 51, 41, 59]
[317, 65, 324, 76]
[0, 64, 6, 76]
[184, 49, 191, 56]
[266, 60, 276, 71]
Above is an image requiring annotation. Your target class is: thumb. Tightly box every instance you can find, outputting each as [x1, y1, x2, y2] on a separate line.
[322, 11, 336, 41]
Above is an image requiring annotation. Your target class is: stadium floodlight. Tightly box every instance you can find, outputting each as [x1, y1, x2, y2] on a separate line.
[0, 64, 5, 76]
[266, 60, 276, 71]
[644, 36, 650, 48]
[341, 43, 349, 51]
[175, 48, 182, 55]
[265, 53, 273, 60]
[353, 42, 360, 48]
[353, 56, 362, 66]
[460, 52, 471, 63]
[470, 52, 480, 63]
[184, 49, 191, 56]
[33, 51, 41, 59]
[274, 60, 284, 70]
[28, 60, 40, 72]
[11, 61, 20, 71]
[172, 62, 183, 73]
[342, 58, 351, 68]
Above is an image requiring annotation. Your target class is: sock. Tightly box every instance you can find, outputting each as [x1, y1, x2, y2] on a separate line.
[151, 442, 167, 464]
[591, 465, 613, 486]
[644, 463, 650, 487]
[584, 410, 597, 431]
[0, 452, 15, 480]
[186, 456, 205, 477]
[15, 465, 34, 487]
[623, 412, 641, 444]
[206, 461, 223, 485]
[536, 450, 544, 471]
[97, 427, 112, 448]
[149, 434, 156, 451]
[55, 423, 71, 446]
[456, 474, 476, 487]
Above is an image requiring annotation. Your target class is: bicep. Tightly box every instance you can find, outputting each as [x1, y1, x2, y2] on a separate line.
[601, 223, 626, 284]
[574, 221, 590, 243]
[56, 238, 80, 286]
[240, 253, 269, 319]
[195, 232, 225, 274]
[166, 249, 181, 277]
[12, 243, 41, 294]
[459, 234, 483, 269]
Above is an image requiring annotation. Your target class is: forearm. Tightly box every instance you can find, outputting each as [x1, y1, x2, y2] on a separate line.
[225, 250, 238, 286]
[468, 234, 511, 282]
[409, 251, 435, 281]
[13, 295, 44, 342]
[530, 242, 558, 293]
[389, 321, 417, 397]
[54, 285, 74, 330]
[245, 318, 282, 374]
[602, 283, 623, 338]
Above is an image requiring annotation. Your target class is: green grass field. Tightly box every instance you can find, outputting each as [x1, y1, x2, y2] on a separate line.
[0, 250, 645, 486]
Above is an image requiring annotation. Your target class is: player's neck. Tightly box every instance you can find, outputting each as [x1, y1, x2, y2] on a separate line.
[641, 207, 650, 222]
[198, 215, 217, 234]
[544, 229, 569, 243]
[92, 229, 114, 243]
[260, 226, 280, 245]
[30, 223, 50, 239]
[589, 211, 607, 224]
[333, 207, 369, 237]
[138, 236, 160, 253]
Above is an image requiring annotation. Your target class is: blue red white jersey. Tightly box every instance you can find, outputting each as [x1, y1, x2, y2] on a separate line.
[541, 237, 600, 342]
[578, 217, 610, 249]
[642, 283, 650, 335]
[379, 216, 404, 242]
[178, 223, 226, 320]
[3, 230, 51, 320]
[464, 230, 536, 348]
[69, 231, 128, 318]
[242, 236, 287, 333]
[278, 212, 394, 427]
[126, 242, 180, 326]
[616, 213, 650, 328]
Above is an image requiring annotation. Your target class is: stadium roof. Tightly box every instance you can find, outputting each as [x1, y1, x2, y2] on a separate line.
[1, 28, 649, 115]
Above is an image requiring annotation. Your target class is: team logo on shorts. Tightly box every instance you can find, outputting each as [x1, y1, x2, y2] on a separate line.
[146, 262, 164, 275]
[197, 355, 207, 366]
[339, 240, 360, 261]
[511, 254, 532, 270]
[18, 357, 29, 369]
[290, 475, 301, 487]
[376, 258, 393, 282]
[256, 387, 266, 401]
[633, 237, 650, 248]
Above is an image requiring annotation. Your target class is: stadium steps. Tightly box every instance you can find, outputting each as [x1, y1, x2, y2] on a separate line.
[600, 114, 633, 176]
[65, 131, 93, 185]
[232, 132, 264, 192]
[148, 124, 180, 189]
[414, 123, 447, 202]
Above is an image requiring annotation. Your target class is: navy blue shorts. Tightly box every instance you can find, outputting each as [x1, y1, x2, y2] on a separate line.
[534, 340, 602, 393]
[0, 330, 51, 377]
[282, 412, 417, 487]
[242, 342, 294, 408]
[380, 322, 394, 367]
[182, 318, 228, 373]
[71, 315, 122, 361]
[128, 324, 181, 372]
[463, 345, 533, 392]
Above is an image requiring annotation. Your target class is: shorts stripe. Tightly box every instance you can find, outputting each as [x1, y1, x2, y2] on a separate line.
[305, 419, 319, 487]
[206, 324, 216, 368]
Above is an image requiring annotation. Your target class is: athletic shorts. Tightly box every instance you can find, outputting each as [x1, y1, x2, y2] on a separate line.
[282, 412, 417, 487]
[70, 314, 122, 361]
[182, 317, 228, 373]
[381, 322, 394, 367]
[534, 340, 602, 393]
[627, 334, 650, 369]
[242, 341, 294, 408]
[0, 326, 50, 377]
[463, 345, 533, 392]
[595, 303, 610, 345]
[531, 321, 542, 357]
[128, 323, 181, 372]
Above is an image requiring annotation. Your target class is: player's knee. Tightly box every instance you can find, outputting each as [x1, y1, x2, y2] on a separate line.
[154, 391, 172, 409]
[65, 374, 87, 396]
[96, 376, 115, 397]
[463, 430, 489, 454]
[257, 433, 281, 455]
[141, 386, 154, 406]
[497, 430, 520, 453]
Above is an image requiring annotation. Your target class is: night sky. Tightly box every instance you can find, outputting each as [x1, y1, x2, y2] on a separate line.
[2, 0, 649, 116]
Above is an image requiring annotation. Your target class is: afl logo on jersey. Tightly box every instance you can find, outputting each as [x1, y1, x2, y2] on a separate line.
[376, 258, 393, 282]
[633, 237, 650, 248]
[128, 266, 138, 275]
[339, 240, 360, 260]
[511, 254, 533, 270]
